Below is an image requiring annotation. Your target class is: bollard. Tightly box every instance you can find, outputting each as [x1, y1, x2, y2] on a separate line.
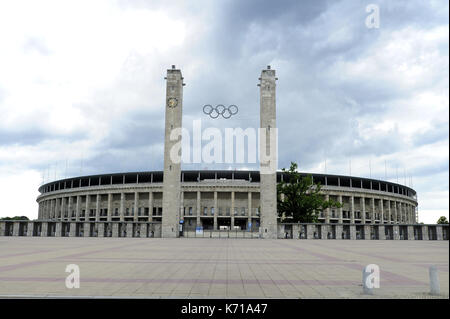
[362, 264, 380, 295]
[429, 265, 440, 295]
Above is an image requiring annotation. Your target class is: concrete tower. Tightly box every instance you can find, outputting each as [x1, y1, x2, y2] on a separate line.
[259, 66, 278, 239]
[162, 65, 184, 238]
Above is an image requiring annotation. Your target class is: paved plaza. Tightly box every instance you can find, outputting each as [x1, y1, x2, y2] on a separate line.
[0, 237, 448, 298]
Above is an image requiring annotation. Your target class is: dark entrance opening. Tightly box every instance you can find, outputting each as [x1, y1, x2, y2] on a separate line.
[414, 226, 423, 240]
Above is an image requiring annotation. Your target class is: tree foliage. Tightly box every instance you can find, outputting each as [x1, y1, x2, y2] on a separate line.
[437, 216, 449, 224]
[0, 216, 29, 221]
[277, 162, 342, 223]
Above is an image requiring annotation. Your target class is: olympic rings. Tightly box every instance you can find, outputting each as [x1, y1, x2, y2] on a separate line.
[203, 104, 238, 119]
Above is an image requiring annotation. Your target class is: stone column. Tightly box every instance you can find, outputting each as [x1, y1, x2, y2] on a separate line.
[98, 223, 104, 237]
[55, 222, 62, 237]
[321, 224, 328, 240]
[379, 225, 385, 240]
[336, 224, 343, 240]
[350, 196, 355, 223]
[95, 194, 100, 221]
[213, 191, 218, 230]
[259, 66, 278, 239]
[0, 222, 5, 236]
[69, 223, 76, 237]
[361, 197, 366, 223]
[49, 199, 54, 219]
[380, 198, 384, 224]
[231, 191, 235, 229]
[120, 193, 125, 221]
[41, 222, 48, 237]
[68, 197, 73, 219]
[84, 222, 91, 237]
[306, 224, 314, 239]
[436, 226, 443, 241]
[393, 225, 400, 240]
[76, 195, 81, 221]
[364, 225, 371, 240]
[55, 198, 61, 220]
[107, 193, 112, 222]
[61, 197, 66, 219]
[394, 201, 398, 223]
[126, 223, 133, 238]
[149, 191, 154, 222]
[387, 200, 391, 224]
[338, 195, 343, 223]
[85, 195, 90, 219]
[12, 222, 20, 236]
[350, 225, 356, 240]
[407, 225, 414, 240]
[247, 192, 252, 228]
[371, 197, 375, 223]
[196, 191, 201, 227]
[27, 222, 34, 236]
[140, 223, 148, 238]
[112, 223, 119, 237]
[422, 225, 429, 240]
[134, 191, 139, 221]
[325, 194, 330, 223]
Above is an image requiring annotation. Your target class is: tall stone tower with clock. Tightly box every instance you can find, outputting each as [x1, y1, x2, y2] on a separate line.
[259, 66, 278, 239]
[162, 65, 184, 238]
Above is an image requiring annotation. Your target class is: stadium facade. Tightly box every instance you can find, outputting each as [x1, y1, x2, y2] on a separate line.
[0, 66, 448, 240]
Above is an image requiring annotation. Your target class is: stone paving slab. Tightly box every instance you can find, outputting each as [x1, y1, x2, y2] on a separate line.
[0, 237, 448, 298]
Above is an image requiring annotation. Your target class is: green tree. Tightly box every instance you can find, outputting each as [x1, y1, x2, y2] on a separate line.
[0, 216, 29, 221]
[277, 162, 342, 223]
[437, 216, 449, 224]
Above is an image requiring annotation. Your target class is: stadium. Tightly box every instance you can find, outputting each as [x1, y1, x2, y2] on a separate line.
[0, 66, 447, 240]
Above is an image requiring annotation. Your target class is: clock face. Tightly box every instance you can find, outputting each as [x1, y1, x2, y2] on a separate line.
[168, 97, 178, 108]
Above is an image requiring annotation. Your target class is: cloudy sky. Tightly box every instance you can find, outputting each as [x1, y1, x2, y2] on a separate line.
[0, 0, 448, 223]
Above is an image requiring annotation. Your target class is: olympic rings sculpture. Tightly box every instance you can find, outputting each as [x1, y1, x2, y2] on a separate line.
[203, 104, 238, 119]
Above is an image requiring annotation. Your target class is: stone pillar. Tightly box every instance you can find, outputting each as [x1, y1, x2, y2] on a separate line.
[350, 196, 355, 223]
[12, 222, 20, 236]
[436, 226, 443, 241]
[126, 223, 133, 238]
[306, 224, 314, 239]
[325, 194, 330, 223]
[112, 223, 119, 237]
[95, 194, 100, 221]
[336, 224, 343, 240]
[393, 225, 400, 240]
[120, 193, 125, 221]
[84, 222, 90, 237]
[27, 222, 34, 236]
[162, 66, 183, 238]
[196, 191, 201, 227]
[134, 191, 139, 221]
[107, 193, 112, 222]
[76, 195, 81, 221]
[380, 198, 384, 224]
[394, 201, 398, 223]
[361, 197, 366, 223]
[61, 197, 66, 219]
[231, 191, 235, 229]
[149, 191, 154, 222]
[55, 198, 61, 220]
[338, 195, 343, 223]
[213, 191, 218, 230]
[69, 223, 76, 237]
[85, 195, 90, 219]
[49, 199, 54, 219]
[422, 225, 429, 240]
[350, 225, 356, 240]
[0, 222, 5, 236]
[364, 225, 371, 240]
[41, 222, 48, 237]
[259, 66, 278, 239]
[407, 225, 414, 240]
[379, 225, 385, 240]
[55, 222, 62, 237]
[140, 224, 148, 238]
[98, 223, 104, 237]
[321, 224, 328, 239]
[371, 197, 375, 223]
[247, 192, 252, 228]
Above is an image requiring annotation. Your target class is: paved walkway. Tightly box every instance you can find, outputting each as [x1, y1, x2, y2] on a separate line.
[0, 237, 448, 298]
